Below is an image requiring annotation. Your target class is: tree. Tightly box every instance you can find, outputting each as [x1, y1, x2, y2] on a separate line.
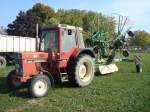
[46, 17, 60, 25]
[27, 3, 56, 26]
[129, 30, 150, 46]
[7, 3, 116, 39]
[57, 9, 116, 40]
[7, 11, 41, 37]
[7, 3, 56, 37]
[57, 9, 86, 27]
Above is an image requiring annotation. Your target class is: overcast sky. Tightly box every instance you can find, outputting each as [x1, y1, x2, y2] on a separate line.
[0, 0, 149, 32]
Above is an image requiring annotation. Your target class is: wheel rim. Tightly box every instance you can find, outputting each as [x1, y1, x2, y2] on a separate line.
[79, 62, 92, 82]
[33, 79, 48, 96]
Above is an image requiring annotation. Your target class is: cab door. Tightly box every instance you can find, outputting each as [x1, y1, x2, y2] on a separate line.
[60, 29, 77, 62]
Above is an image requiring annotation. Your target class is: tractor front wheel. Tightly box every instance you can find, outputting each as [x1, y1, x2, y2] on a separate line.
[7, 70, 22, 89]
[28, 75, 51, 98]
[68, 55, 95, 87]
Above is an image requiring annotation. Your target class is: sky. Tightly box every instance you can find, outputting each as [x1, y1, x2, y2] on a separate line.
[0, 0, 150, 32]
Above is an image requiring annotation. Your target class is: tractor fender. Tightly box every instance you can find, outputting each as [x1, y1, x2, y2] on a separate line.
[67, 48, 95, 70]
[75, 48, 95, 58]
[41, 70, 55, 87]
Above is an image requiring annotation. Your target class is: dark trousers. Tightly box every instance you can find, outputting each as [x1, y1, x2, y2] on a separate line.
[136, 64, 141, 73]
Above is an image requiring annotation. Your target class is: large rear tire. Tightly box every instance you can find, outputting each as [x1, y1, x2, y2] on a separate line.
[7, 70, 22, 89]
[68, 55, 95, 87]
[28, 75, 51, 98]
[0, 56, 6, 69]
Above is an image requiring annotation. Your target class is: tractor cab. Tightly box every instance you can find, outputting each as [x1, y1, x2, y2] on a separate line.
[39, 24, 87, 68]
[40, 24, 84, 53]
[38, 24, 94, 69]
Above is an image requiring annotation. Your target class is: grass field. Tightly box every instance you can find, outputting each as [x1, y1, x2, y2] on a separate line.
[0, 52, 150, 112]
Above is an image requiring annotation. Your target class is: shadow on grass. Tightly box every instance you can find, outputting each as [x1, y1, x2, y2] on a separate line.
[122, 58, 133, 62]
[0, 76, 30, 98]
[54, 81, 78, 88]
[0, 76, 78, 98]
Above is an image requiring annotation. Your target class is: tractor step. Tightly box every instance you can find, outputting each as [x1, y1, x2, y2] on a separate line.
[59, 68, 67, 75]
[59, 68, 68, 82]
[99, 64, 118, 75]
[61, 75, 68, 82]
[60, 72, 67, 75]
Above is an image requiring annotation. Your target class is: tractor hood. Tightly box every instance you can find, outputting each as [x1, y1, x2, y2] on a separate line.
[19, 52, 49, 63]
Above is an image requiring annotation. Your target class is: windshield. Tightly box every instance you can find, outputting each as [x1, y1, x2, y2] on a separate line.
[40, 30, 58, 52]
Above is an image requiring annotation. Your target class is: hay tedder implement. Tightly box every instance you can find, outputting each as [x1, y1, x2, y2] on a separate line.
[86, 15, 134, 74]
[6, 16, 134, 98]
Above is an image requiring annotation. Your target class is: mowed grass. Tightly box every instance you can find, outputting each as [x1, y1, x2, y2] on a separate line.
[0, 52, 150, 112]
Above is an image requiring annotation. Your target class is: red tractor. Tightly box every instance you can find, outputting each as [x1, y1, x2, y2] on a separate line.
[7, 24, 95, 97]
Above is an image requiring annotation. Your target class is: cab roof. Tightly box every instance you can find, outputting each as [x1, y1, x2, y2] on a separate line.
[42, 24, 83, 31]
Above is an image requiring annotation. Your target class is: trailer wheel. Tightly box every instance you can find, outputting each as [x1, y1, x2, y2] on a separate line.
[7, 70, 22, 89]
[68, 55, 95, 87]
[0, 56, 6, 68]
[28, 75, 51, 98]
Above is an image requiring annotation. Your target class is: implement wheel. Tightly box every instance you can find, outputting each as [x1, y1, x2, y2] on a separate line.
[68, 55, 95, 87]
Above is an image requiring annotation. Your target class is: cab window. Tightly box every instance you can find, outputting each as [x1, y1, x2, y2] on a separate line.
[62, 29, 76, 51]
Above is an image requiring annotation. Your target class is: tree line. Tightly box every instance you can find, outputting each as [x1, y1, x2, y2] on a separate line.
[7, 3, 115, 40]
[129, 30, 150, 47]
[6, 3, 150, 46]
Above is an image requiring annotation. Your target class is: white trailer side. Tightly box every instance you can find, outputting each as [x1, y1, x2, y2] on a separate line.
[0, 35, 36, 52]
[0, 34, 36, 68]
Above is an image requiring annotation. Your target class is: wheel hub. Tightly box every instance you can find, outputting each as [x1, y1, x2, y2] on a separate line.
[79, 64, 87, 79]
[34, 80, 48, 96]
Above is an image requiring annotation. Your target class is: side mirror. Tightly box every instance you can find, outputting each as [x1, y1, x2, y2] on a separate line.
[68, 29, 72, 35]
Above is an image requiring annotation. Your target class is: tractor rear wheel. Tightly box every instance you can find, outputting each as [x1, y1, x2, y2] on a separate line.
[28, 75, 51, 98]
[68, 55, 95, 87]
[0, 56, 6, 69]
[7, 70, 22, 89]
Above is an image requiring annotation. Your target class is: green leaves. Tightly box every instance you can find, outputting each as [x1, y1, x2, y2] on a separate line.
[130, 30, 150, 46]
[7, 3, 56, 37]
[57, 9, 116, 40]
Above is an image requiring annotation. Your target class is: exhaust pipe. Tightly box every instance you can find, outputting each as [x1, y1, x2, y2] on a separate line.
[36, 24, 39, 51]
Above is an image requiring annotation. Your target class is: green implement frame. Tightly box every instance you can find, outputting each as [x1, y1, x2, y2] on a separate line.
[86, 15, 134, 65]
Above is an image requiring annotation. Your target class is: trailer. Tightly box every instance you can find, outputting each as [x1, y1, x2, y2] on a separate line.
[0, 34, 36, 68]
